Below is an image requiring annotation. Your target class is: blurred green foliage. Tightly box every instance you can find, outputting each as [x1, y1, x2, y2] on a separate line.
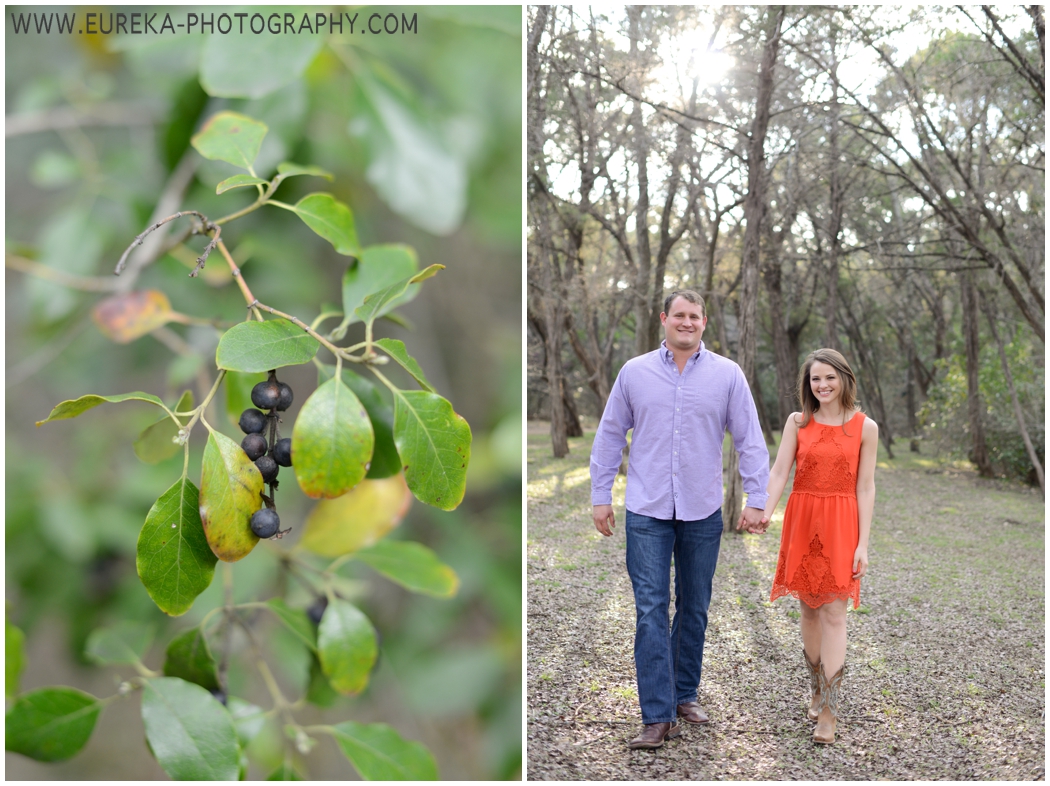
[6, 5, 521, 780]
[919, 334, 1044, 483]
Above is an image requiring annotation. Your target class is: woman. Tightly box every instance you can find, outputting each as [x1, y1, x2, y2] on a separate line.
[757, 349, 878, 744]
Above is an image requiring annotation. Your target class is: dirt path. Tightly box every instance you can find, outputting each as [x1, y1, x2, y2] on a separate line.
[526, 426, 1044, 780]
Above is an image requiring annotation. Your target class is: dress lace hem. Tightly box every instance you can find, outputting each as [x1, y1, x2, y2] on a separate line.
[770, 583, 860, 610]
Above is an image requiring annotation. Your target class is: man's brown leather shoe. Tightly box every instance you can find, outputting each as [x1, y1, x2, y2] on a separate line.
[676, 702, 710, 724]
[627, 721, 681, 749]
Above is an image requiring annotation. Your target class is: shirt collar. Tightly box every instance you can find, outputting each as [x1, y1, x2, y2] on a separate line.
[660, 339, 706, 363]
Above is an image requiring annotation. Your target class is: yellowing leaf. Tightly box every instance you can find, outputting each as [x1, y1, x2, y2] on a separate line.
[92, 290, 174, 344]
[299, 475, 411, 557]
[200, 430, 264, 562]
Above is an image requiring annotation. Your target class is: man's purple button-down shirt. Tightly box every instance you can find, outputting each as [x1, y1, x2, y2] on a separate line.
[590, 340, 770, 521]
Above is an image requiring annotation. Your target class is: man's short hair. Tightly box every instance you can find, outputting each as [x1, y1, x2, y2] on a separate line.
[663, 289, 706, 317]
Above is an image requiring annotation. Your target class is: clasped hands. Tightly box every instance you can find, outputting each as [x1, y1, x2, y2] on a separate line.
[736, 507, 768, 534]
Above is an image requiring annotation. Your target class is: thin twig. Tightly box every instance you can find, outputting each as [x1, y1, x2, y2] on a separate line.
[215, 240, 262, 318]
[115, 152, 197, 288]
[6, 253, 120, 292]
[114, 210, 213, 275]
[5, 100, 163, 138]
[254, 301, 368, 364]
[189, 225, 221, 278]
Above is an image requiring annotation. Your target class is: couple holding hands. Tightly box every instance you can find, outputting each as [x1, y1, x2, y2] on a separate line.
[590, 290, 878, 749]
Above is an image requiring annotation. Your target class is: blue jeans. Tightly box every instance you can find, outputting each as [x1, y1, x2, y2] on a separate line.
[625, 508, 723, 724]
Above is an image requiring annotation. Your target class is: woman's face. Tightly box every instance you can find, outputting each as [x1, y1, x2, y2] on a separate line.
[809, 361, 841, 408]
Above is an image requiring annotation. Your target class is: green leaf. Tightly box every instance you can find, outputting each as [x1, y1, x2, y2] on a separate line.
[354, 540, 459, 598]
[85, 621, 154, 666]
[216, 319, 319, 373]
[6, 619, 25, 698]
[305, 655, 338, 708]
[352, 71, 467, 236]
[319, 365, 400, 479]
[330, 721, 437, 780]
[276, 162, 333, 180]
[267, 764, 305, 780]
[225, 370, 268, 429]
[134, 390, 194, 465]
[200, 33, 322, 99]
[6, 687, 101, 762]
[141, 677, 240, 781]
[292, 377, 374, 499]
[191, 111, 268, 170]
[36, 391, 166, 426]
[317, 600, 378, 696]
[353, 265, 443, 329]
[265, 598, 317, 652]
[293, 193, 361, 256]
[216, 174, 267, 194]
[374, 338, 436, 393]
[137, 477, 218, 614]
[228, 697, 267, 747]
[392, 390, 471, 511]
[333, 245, 419, 337]
[299, 475, 412, 558]
[163, 628, 220, 692]
[200, 429, 265, 562]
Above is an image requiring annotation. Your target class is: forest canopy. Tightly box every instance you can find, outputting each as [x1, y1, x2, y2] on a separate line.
[527, 5, 1043, 493]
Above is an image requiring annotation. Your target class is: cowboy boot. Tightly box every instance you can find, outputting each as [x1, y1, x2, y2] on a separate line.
[812, 663, 843, 744]
[803, 649, 821, 722]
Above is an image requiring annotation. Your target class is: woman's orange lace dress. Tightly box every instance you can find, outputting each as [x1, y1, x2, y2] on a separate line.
[770, 411, 864, 609]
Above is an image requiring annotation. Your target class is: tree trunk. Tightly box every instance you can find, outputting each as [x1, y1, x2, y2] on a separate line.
[738, 6, 784, 385]
[730, 6, 784, 531]
[627, 8, 654, 357]
[761, 229, 801, 424]
[563, 385, 584, 439]
[960, 270, 994, 476]
[715, 302, 743, 532]
[824, 55, 844, 350]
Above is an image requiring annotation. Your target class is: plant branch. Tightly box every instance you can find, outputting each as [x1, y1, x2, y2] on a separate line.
[189, 225, 221, 278]
[114, 211, 215, 276]
[215, 240, 264, 320]
[254, 301, 369, 364]
[115, 152, 198, 288]
[6, 253, 120, 292]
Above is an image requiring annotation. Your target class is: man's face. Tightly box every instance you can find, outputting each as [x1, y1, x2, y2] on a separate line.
[660, 296, 707, 353]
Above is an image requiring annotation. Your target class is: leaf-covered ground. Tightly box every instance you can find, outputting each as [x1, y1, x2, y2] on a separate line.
[526, 424, 1044, 780]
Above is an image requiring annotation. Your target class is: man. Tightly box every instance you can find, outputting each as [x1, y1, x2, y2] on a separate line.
[590, 290, 770, 750]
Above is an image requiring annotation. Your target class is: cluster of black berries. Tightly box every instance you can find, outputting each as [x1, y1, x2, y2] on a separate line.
[239, 371, 295, 540]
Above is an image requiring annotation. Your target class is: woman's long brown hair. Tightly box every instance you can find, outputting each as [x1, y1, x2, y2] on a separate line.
[795, 348, 860, 431]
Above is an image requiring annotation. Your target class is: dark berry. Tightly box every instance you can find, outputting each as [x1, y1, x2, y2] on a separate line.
[238, 408, 267, 434]
[250, 507, 280, 538]
[273, 438, 292, 467]
[241, 433, 268, 461]
[251, 380, 281, 410]
[307, 595, 328, 626]
[255, 455, 279, 482]
[276, 382, 294, 411]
